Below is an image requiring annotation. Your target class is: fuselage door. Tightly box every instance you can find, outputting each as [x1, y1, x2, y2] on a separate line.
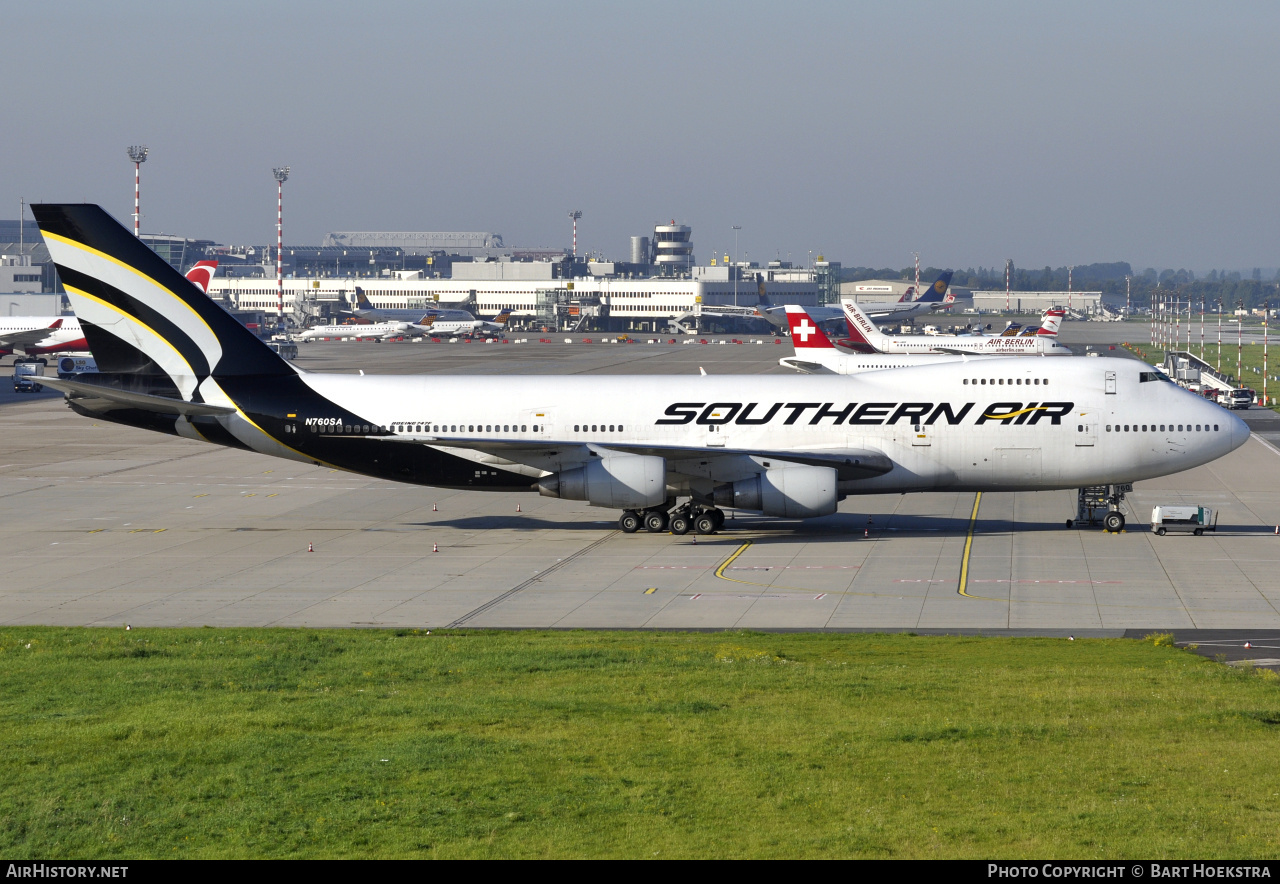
[522, 409, 553, 439]
[1075, 418, 1097, 447]
[911, 423, 931, 446]
[1104, 370, 1117, 394]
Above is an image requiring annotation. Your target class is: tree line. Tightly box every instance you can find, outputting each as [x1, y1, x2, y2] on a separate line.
[841, 262, 1280, 310]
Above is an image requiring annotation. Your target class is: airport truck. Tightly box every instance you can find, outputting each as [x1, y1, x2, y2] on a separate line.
[1150, 505, 1218, 536]
[1218, 388, 1253, 409]
[12, 359, 45, 393]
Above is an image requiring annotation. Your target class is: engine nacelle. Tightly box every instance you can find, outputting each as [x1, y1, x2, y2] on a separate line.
[713, 466, 838, 518]
[537, 455, 667, 509]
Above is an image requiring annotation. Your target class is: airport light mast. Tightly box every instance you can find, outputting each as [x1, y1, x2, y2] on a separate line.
[127, 145, 148, 237]
[731, 225, 741, 306]
[1006, 259, 1012, 313]
[273, 166, 290, 331]
[568, 210, 582, 259]
[914, 253, 920, 301]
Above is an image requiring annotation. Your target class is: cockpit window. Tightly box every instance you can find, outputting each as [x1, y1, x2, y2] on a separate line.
[1139, 371, 1174, 383]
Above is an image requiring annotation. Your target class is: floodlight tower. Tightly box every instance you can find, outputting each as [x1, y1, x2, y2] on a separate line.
[1006, 259, 1012, 313]
[273, 166, 290, 329]
[568, 210, 582, 258]
[731, 225, 741, 305]
[127, 145, 149, 237]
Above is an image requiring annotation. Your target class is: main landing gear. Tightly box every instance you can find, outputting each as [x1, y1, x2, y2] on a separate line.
[618, 504, 725, 535]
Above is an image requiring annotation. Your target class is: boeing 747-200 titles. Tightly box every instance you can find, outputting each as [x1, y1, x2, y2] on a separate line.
[31, 204, 1246, 535]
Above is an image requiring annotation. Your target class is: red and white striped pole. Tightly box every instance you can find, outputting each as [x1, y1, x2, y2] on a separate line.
[127, 145, 148, 237]
[914, 253, 920, 299]
[1005, 259, 1011, 313]
[568, 210, 582, 259]
[273, 167, 289, 329]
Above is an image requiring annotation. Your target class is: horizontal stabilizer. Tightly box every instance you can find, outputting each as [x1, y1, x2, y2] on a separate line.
[36, 375, 236, 416]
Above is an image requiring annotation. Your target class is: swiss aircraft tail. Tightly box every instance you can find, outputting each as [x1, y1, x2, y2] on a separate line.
[840, 300, 891, 354]
[783, 305, 837, 349]
[184, 260, 218, 293]
[30, 204, 294, 400]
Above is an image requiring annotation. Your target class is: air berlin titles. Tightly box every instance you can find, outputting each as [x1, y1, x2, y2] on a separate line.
[657, 401, 1075, 427]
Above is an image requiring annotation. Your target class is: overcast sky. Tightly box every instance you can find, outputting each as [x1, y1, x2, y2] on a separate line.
[3, 0, 1277, 272]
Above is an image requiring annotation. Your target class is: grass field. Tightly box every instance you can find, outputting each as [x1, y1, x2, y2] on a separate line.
[1124, 324, 1280, 409]
[2, 629, 1278, 859]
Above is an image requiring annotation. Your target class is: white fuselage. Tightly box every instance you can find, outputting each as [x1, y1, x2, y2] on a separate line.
[297, 321, 412, 340]
[417, 318, 504, 337]
[279, 356, 1245, 494]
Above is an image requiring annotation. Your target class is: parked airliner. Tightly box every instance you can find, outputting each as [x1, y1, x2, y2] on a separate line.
[31, 204, 1246, 536]
[840, 300, 1071, 356]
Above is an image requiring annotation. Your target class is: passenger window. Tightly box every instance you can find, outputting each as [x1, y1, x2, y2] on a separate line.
[609, 425, 615, 432]
[1214, 424, 1219, 431]
[521, 425, 527, 432]
[574, 425, 580, 432]
[1142, 425, 1147, 431]
[1178, 424, 1183, 431]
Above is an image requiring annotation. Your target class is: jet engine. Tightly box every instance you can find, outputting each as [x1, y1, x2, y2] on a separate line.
[537, 455, 667, 509]
[713, 466, 837, 518]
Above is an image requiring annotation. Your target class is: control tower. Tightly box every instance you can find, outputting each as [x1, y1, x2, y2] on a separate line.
[652, 223, 693, 274]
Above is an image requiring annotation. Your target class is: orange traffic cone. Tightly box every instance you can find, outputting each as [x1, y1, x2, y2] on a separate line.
[433, 503, 437, 512]
[516, 503, 521, 512]
[1244, 642, 1253, 649]
[307, 542, 313, 553]
[433, 542, 438, 553]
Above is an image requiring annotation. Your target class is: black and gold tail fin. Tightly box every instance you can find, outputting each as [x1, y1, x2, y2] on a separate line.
[31, 204, 292, 390]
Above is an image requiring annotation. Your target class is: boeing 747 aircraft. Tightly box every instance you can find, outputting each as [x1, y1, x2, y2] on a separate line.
[31, 204, 1246, 535]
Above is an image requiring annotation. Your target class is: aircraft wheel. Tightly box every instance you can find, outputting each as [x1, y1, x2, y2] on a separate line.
[1193, 528, 1204, 536]
[1103, 511, 1126, 533]
[694, 513, 718, 535]
[669, 513, 691, 535]
[1065, 519, 1074, 528]
[619, 511, 641, 534]
[1155, 527, 1167, 536]
[644, 510, 669, 533]
[710, 508, 725, 530]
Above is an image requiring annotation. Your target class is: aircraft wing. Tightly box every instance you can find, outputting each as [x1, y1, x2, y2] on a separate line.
[929, 346, 986, 356]
[35, 375, 236, 416]
[0, 321, 63, 350]
[383, 436, 893, 483]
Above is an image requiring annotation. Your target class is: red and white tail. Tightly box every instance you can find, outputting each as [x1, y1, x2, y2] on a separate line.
[185, 259, 218, 294]
[897, 285, 916, 303]
[840, 300, 889, 353]
[1038, 309, 1065, 336]
[784, 305, 836, 348]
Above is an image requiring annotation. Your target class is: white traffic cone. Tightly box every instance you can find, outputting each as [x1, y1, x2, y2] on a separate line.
[516, 503, 521, 512]
[433, 542, 438, 553]
[307, 542, 313, 553]
[1244, 642, 1253, 649]
[433, 503, 438, 512]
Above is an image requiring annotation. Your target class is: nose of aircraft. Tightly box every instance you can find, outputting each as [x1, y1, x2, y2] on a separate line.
[1227, 408, 1250, 451]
